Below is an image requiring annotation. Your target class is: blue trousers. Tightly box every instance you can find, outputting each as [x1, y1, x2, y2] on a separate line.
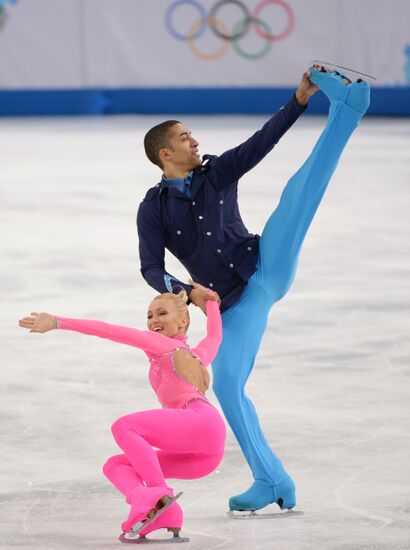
[212, 76, 370, 487]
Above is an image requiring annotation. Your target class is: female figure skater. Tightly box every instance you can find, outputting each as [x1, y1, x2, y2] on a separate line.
[19, 285, 225, 542]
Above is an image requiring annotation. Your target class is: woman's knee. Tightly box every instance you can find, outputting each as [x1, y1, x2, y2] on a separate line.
[102, 454, 125, 477]
[195, 450, 225, 478]
[111, 415, 134, 441]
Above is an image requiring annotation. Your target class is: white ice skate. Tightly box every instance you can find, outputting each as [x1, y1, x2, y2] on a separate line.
[310, 60, 377, 83]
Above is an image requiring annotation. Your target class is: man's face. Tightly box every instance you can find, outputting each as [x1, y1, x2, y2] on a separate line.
[163, 123, 202, 171]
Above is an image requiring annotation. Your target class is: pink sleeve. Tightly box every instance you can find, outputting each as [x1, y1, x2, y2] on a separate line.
[191, 299, 222, 367]
[57, 317, 179, 355]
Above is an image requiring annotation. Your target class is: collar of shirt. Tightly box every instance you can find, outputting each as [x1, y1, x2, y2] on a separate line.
[160, 171, 193, 197]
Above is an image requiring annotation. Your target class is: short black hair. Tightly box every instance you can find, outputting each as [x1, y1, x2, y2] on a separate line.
[144, 120, 181, 169]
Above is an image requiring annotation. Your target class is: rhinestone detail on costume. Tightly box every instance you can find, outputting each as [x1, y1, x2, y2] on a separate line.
[147, 343, 210, 410]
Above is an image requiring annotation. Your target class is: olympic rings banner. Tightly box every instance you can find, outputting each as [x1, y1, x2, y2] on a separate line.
[164, 0, 296, 62]
[0, 0, 409, 115]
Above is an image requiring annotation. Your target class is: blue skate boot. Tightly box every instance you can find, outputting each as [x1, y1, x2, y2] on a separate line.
[229, 476, 296, 513]
[309, 66, 370, 116]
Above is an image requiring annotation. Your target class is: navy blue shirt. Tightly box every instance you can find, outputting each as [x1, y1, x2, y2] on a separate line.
[137, 95, 306, 312]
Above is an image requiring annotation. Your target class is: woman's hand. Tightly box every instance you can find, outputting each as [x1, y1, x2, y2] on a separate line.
[19, 312, 57, 333]
[188, 279, 221, 314]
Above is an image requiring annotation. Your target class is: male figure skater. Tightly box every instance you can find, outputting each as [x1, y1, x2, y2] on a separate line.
[136, 67, 370, 512]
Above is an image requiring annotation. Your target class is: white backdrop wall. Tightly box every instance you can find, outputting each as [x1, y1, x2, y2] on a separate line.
[0, 0, 409, 114]
[1, 0, 409, 88]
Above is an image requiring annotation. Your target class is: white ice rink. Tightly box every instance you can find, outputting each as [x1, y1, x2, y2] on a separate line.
[1, 112, 410, 550]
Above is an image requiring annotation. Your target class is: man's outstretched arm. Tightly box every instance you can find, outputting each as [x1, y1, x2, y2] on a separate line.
[210, 70, 319, 188]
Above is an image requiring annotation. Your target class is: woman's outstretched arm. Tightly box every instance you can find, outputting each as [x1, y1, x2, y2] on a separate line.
[19, 312, 180, 355]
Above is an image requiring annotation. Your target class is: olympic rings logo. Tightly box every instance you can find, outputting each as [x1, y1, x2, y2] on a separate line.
[0, 0, 17, 30]
[165, 0, 295, 61]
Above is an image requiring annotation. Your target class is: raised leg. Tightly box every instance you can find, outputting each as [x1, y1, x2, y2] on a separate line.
[255, 69, 370, 300]
[213, 70, 370, 511]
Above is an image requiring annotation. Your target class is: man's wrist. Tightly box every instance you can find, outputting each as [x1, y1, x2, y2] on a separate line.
[188, 287, 197, 305]
[294, 90, 310, 107]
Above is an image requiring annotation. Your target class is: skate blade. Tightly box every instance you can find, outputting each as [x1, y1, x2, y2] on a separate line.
[310, 59, 377, 82]
[129, 492, 184, 536]
[227, 509, 304, 520]
[119, 531, 190, 544]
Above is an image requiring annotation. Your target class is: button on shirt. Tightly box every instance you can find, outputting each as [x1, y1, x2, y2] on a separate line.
[137, 95, 306, 312]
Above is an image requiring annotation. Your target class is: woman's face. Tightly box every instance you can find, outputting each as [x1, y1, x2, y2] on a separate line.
[147, 298, 188, 338]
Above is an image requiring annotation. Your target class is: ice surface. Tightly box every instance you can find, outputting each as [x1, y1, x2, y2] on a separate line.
[1, 113, 409, 549]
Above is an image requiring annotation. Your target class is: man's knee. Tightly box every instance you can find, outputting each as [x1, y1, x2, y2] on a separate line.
[212, 373, 242, 404]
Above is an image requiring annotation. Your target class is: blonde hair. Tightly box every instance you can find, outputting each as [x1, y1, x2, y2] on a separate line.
[152, 290, 190, 332]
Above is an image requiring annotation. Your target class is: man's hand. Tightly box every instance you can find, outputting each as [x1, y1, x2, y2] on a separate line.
[295, 65, 323, 106]
[188, 279, 221, 314]
[19, 312, 57, 333]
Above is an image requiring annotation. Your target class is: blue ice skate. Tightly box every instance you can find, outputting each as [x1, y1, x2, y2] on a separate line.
[229, 476, 296, 513]
[309, 67, 370, 115]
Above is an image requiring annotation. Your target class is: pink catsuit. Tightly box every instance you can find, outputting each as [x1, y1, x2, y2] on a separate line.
[57, 300, 226, 531]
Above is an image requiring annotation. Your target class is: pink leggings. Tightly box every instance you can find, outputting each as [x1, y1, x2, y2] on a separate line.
[102, 401, 226, 501]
